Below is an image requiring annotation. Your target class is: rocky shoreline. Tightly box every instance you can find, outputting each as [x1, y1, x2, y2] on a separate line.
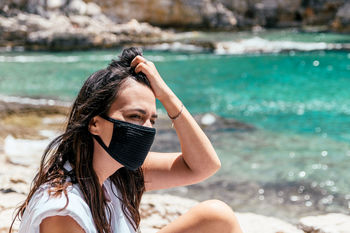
[0, 98, 349, 233]
[1, 0, 350, 52]
[0, 12, 174, 51]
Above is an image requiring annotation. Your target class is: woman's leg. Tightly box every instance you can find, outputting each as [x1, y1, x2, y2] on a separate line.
[158, 200, 243, 233]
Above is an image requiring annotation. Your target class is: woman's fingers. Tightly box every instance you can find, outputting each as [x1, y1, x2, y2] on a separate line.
[131, 55, 147, 68]
[132, 55, 154, 78]
[135, 62, 153, 78]
[131, 55, 172, 101]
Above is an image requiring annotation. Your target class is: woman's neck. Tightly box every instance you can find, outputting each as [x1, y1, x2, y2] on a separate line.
[92, 139, 123, 186]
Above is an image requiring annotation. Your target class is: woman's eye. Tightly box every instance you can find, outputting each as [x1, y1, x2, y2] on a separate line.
[130, 115, 142, 119]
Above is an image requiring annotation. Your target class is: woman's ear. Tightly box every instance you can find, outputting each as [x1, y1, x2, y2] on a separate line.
[88, 116, 100, 135]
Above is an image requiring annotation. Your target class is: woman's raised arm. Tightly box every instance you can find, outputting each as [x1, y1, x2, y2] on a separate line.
[131, 55, 221, 191]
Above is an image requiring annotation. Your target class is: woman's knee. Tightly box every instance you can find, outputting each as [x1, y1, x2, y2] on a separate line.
[158, 199, 242, 233]
[191, 199, 240, 230]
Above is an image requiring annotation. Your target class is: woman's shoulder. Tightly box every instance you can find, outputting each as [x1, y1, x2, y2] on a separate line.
[19, 177, 96, 232]
[32, 181, 89, 212]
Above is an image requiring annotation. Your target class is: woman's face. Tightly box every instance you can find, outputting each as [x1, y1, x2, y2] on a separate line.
[96, 78, 157, 145]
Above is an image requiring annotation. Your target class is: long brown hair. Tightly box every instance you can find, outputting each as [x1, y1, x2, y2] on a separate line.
[10, 47, 151, 233]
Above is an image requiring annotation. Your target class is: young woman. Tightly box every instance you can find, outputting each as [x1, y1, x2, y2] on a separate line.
[11, 47, 243, 233]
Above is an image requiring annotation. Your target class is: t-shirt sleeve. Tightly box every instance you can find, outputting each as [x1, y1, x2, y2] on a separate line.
[20, 187, 96, 233]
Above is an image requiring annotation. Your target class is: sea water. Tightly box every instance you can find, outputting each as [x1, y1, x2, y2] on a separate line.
[1, 30, 350, 221]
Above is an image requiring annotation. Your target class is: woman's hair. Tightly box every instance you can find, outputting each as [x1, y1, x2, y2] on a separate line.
[10, 47, 151, 233]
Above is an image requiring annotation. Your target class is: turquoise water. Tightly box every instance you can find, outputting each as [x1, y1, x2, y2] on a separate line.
[1, 31, 350, 216]
[1, 50, 350, 140]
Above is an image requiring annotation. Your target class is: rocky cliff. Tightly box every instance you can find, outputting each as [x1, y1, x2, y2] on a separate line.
[0, 0, 174, 50]
[1, 0, 349, 31]
[86, 0, 350, 31]
[0, 0, 349, 51]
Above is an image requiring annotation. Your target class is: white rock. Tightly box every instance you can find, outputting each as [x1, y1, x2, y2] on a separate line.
[0, 193, 26, 210]
[41, 116, 66, 125]
[48, 14, 72, 30]
[47, 0, 66, 10]
[0, 208, 20, 232]
[16, 13, 53, 31]
[140, 194, 199, 231]
[85, 2, 101, 16]
[299, 213, 350, 233]
[69, 15, 92, 28]
[201, 113, 216, 126]
[4, 135, 51, 166]
[67, 0, 87, 15]
[39, 130, 58, 138]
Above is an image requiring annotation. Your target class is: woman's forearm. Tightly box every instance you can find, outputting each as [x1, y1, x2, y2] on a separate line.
[160, 91, 221, 178]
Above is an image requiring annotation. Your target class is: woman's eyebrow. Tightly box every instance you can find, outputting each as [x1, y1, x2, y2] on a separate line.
[128, 108, 158, 118]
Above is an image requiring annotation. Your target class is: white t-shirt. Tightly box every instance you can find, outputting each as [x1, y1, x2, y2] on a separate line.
[18, 162, 138, 233]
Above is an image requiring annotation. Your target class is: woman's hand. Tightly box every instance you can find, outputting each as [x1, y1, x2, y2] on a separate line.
[130, 55, 173, 102]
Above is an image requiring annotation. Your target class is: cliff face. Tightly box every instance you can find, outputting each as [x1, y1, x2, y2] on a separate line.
[0, 0, 349, 49]
[83, 0, 349, 31]
[83, 0, 237, 29]
[1, 0, 349, 31]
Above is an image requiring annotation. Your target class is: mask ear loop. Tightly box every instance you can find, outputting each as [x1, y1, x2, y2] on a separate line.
[92, 134, 110, 153]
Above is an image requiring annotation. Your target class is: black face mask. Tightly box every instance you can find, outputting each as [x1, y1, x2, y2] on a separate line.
[92, 115, 156, 171]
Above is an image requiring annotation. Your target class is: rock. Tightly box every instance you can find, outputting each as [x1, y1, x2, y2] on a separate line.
[0, 193, 26, 210]
[0, 99, 68, 118]
[332, 3, 350, 32]
[237, 212, 304, 233]
[85, 0, 301, 29]
[69, 15, 92, 28]
[4, 135, 52, 166]
[2, 0, 350, 31]
[110, 19, 163, 36]
[202, 1, 237, 29]
[26, 0, 46, 16]
[299, 213, 350, 233]
[2, 0, 350, 47]
[0, 0, 27, 13]
[252, 0, 279, 27]
[336, 3, 350, 24]
[301, 0, 345, 26]
[0, 208, 20, 232]
[0, 172, 33, 194]
[0, 9, 172, 50]
[201, 113, 216, 126]
[220, 0, 249, 14]
[16, 13, 55, 31]
[140, 194, 199, 231]
[85, 2, 101, 16]
[47, 0, 66, 10]
[194, 113, 256, 132]
[245, 0, 303, 28]
[90, 0, 237, 29]
[66, 0, 87, 15]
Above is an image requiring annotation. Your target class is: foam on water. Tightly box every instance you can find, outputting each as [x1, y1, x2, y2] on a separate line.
[145, 42, 205, 53]
[215, 37, 345, 55]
